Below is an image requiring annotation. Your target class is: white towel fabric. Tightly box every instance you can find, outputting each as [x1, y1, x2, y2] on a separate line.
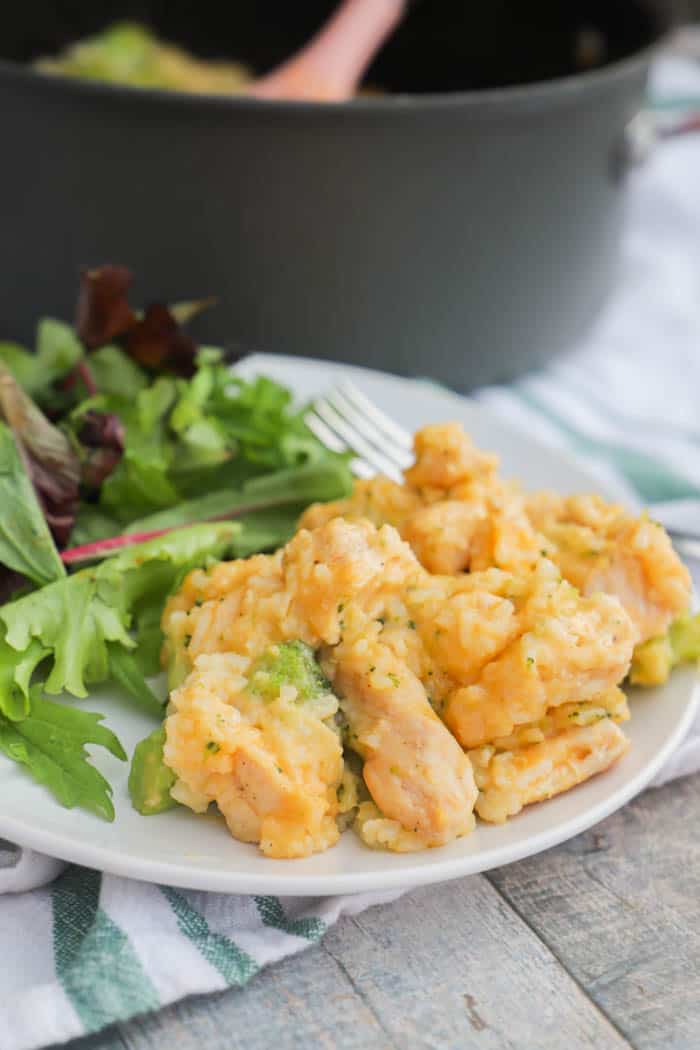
[1, 52, 700, 1050]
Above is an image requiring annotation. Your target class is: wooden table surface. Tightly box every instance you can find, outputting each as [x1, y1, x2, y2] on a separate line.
[55, 770, 699, 1050]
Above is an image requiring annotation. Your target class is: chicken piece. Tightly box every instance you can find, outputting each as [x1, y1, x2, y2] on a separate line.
[469, 718, 630, 823]
[527, 492, 691, 643]
[301, 424, 547, 577]
[401, 500, 484, 575]
[404, 422, 498, 492]
[396, 558, 634, 736]
[282, 516, 419, 643]
[304, 424, 689, 650]
[302, 483, 489, 577]
[330, 629, 477, 850]
[418, 587, 520, 687]
[487, 686, 630, 752]
[164, 518, 461, 856]
[162, 518, 418, 685]
[163, 512, 637, 856]
[467, 481, 546, 575]
[442, 568, 635, 749]
[299, 475, 421, 533]
[164, 651, 343, 858]
[162, 551, 286, 686]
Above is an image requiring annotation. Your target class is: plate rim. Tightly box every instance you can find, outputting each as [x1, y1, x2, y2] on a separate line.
[0, 677, 696, 896]
[1, 353, 697, 895]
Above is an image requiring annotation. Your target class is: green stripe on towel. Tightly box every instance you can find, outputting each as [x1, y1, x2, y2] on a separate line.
[255, 895, 326, 941]
[52, 867, 159, 1032]
[161, 886, 258, 985]
[515, 387, 700, 504]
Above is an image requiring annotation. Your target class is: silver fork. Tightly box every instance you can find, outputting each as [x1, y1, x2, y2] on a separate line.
[306, 381, 700, 563]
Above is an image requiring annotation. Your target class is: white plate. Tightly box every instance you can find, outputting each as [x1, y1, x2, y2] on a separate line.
[0, 355, 697, 896]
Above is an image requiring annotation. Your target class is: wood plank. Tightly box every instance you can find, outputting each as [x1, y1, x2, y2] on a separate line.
[117, 939, 395, 1050]
[47, 1031, 126, 1050]
[65, 873, 630, 1050]
[488, 772, 700, 1050]
[319, 876, 629, 1050]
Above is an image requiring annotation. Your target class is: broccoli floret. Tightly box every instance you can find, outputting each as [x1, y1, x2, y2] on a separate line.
[249, 640, 331, 702]
[669, 613, 700, 664]
[630, 612, 700, 687]
[629, 635, 674, 687]
[128, 726, 178, 816]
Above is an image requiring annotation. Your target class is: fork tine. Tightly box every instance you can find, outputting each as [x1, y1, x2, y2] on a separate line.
[305, 411, 375, 479]
[312, 399, 404, 482]
[304, 411, 346, 454]
[337, 381, 413, 450]
[326, 387, 413, 471]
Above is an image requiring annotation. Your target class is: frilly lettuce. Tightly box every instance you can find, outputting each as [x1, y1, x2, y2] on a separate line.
[0, 523, 241, 816]
[0, 692, 126, 821]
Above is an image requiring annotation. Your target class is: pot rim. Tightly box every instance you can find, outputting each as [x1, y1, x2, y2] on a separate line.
[0, 26, 669, 116]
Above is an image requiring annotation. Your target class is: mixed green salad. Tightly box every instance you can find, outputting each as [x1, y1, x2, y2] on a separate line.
[0, 266, 351, 820]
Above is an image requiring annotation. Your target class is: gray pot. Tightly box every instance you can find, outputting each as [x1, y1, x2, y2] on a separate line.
[0, 1, 671, 388]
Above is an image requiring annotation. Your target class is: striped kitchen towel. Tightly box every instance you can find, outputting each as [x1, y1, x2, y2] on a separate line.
[0, 861, 401, 1048]
[2, 51, 700, 1050]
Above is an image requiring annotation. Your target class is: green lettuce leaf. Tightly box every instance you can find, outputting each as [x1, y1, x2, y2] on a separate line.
[130, 601, 165, 678]
[170, 353, 350, 496]
[69, 506, 122, 547]
[0, 522, 241, 701]
[88, 345, 149, 399]
[0, 319, 83, 402]
[2, 570, 132, 698]
[108, 643, 163, 717]
[0, 422, 66, 586]
[0, 365, 81, 546]
[0, 523, 240, 817]
[0, 692, 126, 820]
[35, 318, 84, 385]
[64, 349, 349, 531]
[196, 364, 333, 471]
[98, 378, 179, 520]
[0, 343, 42, 393]
[125, 461, 352, 535]
[0, 636, 46, 720]
[227, 508, 302, 557]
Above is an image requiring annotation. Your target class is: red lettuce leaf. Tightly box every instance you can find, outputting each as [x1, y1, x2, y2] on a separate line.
[74, 264, 213, 377]
[124, 303, 198, 376]
[77, 410, 126, 490]
[75, 265, 135, 349]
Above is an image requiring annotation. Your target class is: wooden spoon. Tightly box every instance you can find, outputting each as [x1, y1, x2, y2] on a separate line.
[248, 0, 409, 102]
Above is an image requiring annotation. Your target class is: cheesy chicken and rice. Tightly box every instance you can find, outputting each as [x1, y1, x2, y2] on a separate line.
[161, 422, 693, 858]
